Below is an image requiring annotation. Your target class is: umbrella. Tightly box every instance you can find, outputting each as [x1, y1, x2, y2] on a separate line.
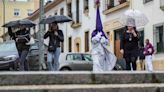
[16, 19, 36, 27]
[2, 21, 17, 28]
[120, 9, 149, 27]
[40, 15, 72, 24]
[2, 19, 35, 28]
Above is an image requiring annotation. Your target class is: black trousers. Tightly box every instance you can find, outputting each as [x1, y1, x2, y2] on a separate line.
[125, 57, 137, 70]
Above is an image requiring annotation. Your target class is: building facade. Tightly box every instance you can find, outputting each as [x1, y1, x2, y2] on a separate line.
[28, 0, 164, 70]
[103, 0, 164, 70]
[0, 0, 39, 42]
[28, 0, 106, 53]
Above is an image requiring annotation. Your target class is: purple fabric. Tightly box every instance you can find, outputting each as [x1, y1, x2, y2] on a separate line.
[91, 0, 107, 39]
[144, 43, 154, 55]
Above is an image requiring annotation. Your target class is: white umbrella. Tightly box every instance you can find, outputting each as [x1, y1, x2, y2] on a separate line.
[120, 9, 149, 27]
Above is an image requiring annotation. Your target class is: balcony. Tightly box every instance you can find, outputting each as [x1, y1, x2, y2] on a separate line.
[71, 11, 82, 28]
[103, 0, 130, 15]
[160, 0, 164, 11]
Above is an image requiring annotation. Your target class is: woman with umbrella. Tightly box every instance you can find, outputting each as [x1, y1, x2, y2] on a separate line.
[6, 19, 35, 71]
[120, 18, 140, 70]
[120, 9, 149, 70]
[8, 25, 31, 71]
[91, 0, 116, 71]
[44, 22, 64, 71]
[40, 14, 71, 71]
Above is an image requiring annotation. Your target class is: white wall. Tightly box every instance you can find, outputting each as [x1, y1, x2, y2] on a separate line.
[133, 0, 164, 60]
[103, 0, 164, 60]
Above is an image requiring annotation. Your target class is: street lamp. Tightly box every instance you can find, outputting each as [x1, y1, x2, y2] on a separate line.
[2, 0, 6, 41]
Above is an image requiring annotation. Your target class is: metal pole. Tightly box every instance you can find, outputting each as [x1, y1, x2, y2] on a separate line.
[2, 0, 5, 41]
[66, 0, 68, 52]
[38, 0, 46, 70]
[66, 23, 68, 52]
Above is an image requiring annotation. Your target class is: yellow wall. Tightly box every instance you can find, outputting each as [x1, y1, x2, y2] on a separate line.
[137, 60, 164, 71]
[0, 0, 39, 42]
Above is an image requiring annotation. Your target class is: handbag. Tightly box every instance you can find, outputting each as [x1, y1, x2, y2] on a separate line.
[48, 36, 56, 52]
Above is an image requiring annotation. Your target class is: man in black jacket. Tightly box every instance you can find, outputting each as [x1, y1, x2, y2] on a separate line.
[44, 22, 64, 71]
[8, 25, 30, 71]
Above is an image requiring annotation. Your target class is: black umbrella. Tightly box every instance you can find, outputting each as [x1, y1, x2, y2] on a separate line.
[2, 19, 36, 28]
[2, 21, 18, 28]
[16, 19, 36, 27]
[40, 15, 72, 24]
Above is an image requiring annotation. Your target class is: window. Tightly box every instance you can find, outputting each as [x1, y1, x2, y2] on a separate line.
[68, 37, 72, 52]
[104, 0, 114, 10]
[71, 0, 81, 25]
[84, 0, 89, 11]
[66, 54, 82, 61]
[14, 9, 20, 16]
[154, 25, 164, 53]
[60, 8, 64, 15]
[76, 43, 80, 52]
[85, 31, 89, 52]
[73, 54, 82, 61]
[67, 3, 72, 18]
[27, 9, 33, 16]
[83, 54, 93, 61]
[138, 30, 144, 47]
[143, 0, 153, 4]
[66, 54, 74, 61]
[76, 0, 80, 23]
[118, 0, 126, 4]
[104, 0, 127, 10]
[66, 54, 92, 61]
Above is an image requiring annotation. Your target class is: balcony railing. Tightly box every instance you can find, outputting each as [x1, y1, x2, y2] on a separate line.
[103, 0, 129, 15]
[160, 0, 164, 11]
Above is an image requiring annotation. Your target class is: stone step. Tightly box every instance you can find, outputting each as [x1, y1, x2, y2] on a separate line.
[0, 71, 163, 85]
[0, 84, 163, 92]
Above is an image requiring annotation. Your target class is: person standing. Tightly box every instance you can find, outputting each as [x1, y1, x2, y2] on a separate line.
[44, 22, 64, 71]
[139, 43, 145, 70]
[144, 39, 154, 71]
[91, 0, 116, 72]
[120, 19, 140, 70]
[8, 26, 30, 71]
